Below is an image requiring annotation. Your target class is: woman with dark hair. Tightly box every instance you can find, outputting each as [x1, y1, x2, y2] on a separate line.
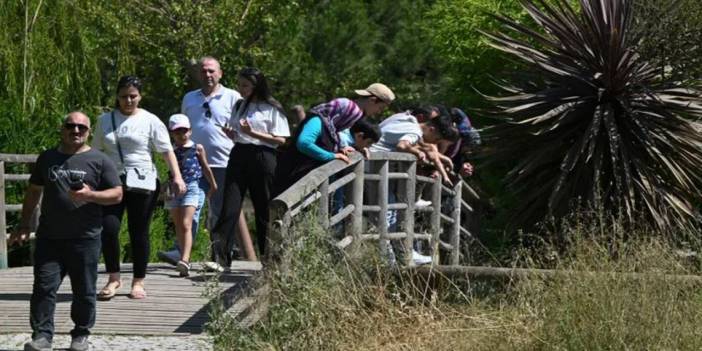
[92, 75, 186, 300]
[213, 67, 291, 264]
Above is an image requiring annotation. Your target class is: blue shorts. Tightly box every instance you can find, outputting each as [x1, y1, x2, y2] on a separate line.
[165, 180, 204, 209]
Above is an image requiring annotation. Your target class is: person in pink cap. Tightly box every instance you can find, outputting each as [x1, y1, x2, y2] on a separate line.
[165, 114, 217, 277]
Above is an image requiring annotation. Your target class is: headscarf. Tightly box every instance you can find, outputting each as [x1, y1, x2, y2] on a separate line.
[451, 107, 481, 146]
[309, 98, 364, 151]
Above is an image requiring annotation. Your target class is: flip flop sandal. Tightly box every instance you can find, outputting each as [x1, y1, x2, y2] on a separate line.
[97, 281, 121, 301]
[129, 285, 147, 300]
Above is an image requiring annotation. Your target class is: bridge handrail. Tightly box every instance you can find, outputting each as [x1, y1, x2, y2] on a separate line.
[1, 153, 40, 269]
[268, 151, 477, 271]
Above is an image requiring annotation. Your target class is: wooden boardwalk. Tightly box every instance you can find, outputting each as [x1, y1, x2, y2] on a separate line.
[0, 262, 262, 335]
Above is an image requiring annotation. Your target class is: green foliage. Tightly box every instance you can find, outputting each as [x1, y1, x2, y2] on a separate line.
[0, 0, 441, 264]
[425, 0, 526, 107]
[633, 0, 702, 82]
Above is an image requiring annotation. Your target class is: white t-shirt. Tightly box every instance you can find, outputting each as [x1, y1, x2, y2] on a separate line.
[92, 109, 172, 175]
[230, 101, 291, 149]
[370, 111, 422, 152]
[181, 86, 241, 168]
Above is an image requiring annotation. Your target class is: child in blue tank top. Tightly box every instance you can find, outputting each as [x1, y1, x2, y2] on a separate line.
[165, 114, 217, 277]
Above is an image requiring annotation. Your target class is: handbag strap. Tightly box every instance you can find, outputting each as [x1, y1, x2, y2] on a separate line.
[111, 111, 126, 167]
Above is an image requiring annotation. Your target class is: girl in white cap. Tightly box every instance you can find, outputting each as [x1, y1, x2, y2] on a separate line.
[166, 114, 218, 276]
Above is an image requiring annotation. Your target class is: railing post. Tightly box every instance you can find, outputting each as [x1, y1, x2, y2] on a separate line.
[377, 160, 390, 259]
[430, 177, 442, 263]
[267, 200, 292, 276]
[350, 160, 364, 246]
[0, 161, 6, 269]
[450, 181, 462, 266]
[403, 160, 416, 267]
[319, 179, 330, 229]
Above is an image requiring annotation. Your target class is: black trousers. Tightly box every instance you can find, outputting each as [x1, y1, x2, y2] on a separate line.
[101, 181, 160, 278]
[212, 143, 276, 265]
[31, 236, 101, 341]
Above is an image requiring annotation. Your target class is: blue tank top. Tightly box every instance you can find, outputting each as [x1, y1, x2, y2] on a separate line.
[174, 144, 202, 183]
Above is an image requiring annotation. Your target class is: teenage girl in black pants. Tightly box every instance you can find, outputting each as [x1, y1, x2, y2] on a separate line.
[214, 68, 290, 266]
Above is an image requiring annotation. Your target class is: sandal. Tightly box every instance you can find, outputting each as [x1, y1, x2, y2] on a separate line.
[97, 280, 121, 301]
[176, 260, 191, 277]
[129, 283, 147, 300]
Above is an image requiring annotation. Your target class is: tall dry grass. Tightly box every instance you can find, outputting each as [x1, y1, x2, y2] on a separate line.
[207, 211, 702, 350]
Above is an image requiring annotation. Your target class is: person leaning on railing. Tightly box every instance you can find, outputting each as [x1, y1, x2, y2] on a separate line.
[272, 83, 396, 198]
[369, 110, 459, 265]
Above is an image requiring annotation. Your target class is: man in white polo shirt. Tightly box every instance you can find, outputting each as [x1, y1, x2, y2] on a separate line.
[160, 56, 249, 266]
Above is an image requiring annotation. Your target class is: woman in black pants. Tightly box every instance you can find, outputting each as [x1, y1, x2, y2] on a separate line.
[92, 76, 185, 299]
[214, 67, 290, 266]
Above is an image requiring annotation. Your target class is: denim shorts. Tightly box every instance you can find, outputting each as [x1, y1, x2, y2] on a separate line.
[165, 180, 204, 209]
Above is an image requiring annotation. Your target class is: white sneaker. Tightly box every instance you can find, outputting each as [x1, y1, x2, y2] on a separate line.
[202, 261, 225, 273]
[411, 250, 432, 265]
[415, 199, 432, 208]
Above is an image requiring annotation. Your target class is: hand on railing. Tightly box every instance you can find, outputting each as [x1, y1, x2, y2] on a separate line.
[361, 147, 371, 159]
[334, 153, 351, 164]
[341, 146, 355, 156]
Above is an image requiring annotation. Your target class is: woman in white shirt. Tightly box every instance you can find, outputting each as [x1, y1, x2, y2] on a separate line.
[92, 76, 186, 300]
[215, 67, 290, 265]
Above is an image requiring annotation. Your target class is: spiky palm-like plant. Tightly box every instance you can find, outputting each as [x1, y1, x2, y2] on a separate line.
[484, 0, 702, 232]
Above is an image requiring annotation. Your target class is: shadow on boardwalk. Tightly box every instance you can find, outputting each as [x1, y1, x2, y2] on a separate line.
[0, 262, 261, 336]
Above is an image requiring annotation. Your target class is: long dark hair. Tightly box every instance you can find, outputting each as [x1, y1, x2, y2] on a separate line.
[114, 75, 143, 108]
[237, 67, 284, 114]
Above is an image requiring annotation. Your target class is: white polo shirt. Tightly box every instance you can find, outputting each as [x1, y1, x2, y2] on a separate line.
[181, 85, 242, 168]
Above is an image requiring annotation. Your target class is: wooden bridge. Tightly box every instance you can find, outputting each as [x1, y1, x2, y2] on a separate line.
[0, 154, 265, 338]
[0, 262, 261, 335]
[268, 151, 479, 271]
[0, 151, 480, 338]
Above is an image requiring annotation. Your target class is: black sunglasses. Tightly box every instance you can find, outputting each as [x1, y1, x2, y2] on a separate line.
[171, 127, 190, 134]
[203, 101, 211, 118]
[63, 123, 89, 133]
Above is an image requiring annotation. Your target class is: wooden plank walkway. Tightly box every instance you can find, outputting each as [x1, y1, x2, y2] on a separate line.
[0, 262, 262, 336]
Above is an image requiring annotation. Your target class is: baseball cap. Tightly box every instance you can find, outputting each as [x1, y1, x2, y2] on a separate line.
[355, 83, 396, 104]
[168, 114, 191, 130]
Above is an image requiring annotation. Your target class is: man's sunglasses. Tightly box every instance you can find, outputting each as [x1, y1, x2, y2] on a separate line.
[203, 101, 211, 118]
[63, 123, 89, 133]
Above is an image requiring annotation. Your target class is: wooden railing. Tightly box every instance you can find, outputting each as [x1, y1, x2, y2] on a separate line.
[0, 153, 40, 269]
[268, 151, 477, 270]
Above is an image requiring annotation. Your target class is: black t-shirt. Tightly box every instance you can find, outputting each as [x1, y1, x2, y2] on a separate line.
[29, 147, 121, 239]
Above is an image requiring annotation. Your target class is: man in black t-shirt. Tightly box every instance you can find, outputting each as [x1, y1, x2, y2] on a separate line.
[9, 111, 122, 351]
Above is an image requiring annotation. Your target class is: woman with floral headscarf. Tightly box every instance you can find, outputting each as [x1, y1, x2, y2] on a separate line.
[272, 98, 366, 197]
